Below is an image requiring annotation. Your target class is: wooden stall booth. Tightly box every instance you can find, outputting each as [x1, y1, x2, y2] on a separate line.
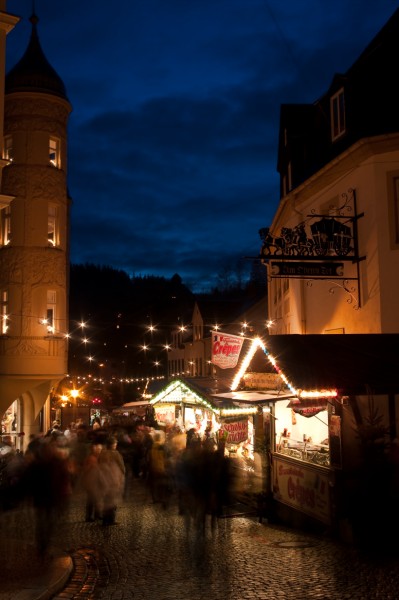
[260, 334, 399, 544]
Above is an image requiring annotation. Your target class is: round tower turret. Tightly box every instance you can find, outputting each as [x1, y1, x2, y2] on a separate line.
[0, 12, 72, 443]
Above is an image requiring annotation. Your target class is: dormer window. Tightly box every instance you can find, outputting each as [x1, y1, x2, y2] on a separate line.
[331, 88, 346, 141]
[49, 136, 60, 167]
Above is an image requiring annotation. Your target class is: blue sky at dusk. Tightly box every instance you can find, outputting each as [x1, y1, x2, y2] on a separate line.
[5, 0, 399, 292]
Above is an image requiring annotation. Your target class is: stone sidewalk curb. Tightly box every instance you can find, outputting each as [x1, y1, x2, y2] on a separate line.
[10, 554, 73, 600]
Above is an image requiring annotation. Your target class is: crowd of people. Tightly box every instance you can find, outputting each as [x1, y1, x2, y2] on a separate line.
[0, 418, 237, 556]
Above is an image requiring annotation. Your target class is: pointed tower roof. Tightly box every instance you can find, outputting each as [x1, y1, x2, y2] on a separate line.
[5, 12, 68, 101]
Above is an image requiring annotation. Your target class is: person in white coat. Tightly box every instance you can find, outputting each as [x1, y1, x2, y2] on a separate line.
[98, 436, 125, 525]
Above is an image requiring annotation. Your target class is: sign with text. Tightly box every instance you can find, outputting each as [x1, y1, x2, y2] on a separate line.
[272, 456, 331, 524]
[271, 262, 344, 278]
[211, 331, 244, 369]
[221, 418, 248, 445]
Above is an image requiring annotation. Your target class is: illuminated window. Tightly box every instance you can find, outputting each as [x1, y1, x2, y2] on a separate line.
[1, 290, 8, 335]
[0, 206, 11, 246]
[330, 88, 346, 141]
[49, 137, 60, 167]
[48, 204, 58, 246]
[3, 135, 13, 161]
[46, 290, 56, 334]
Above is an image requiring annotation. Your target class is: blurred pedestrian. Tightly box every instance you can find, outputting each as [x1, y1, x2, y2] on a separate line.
[98, 436, 125, 525]
[68, 424, 91, 489]
[23, 436, 73, 558]
[148, 431, 170, 508]
[81, 443, 104, 522]
[0, 436, 26, 510]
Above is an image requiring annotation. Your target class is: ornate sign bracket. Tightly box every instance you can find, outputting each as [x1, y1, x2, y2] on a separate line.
[258, 188, 364, 308]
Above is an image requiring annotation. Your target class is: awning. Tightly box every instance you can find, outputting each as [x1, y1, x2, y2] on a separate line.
[113, 401, 150, 416]
[287, 398, 328, 418]
[212, 390, 295, 403]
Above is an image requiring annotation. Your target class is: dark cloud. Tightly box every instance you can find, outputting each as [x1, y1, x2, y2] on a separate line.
[5, 0, 399, 291]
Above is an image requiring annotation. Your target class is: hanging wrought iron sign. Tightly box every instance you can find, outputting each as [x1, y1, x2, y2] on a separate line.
[255, 189, 364, 307]
[258, 188, 364, 270]
[259, 189, 362, 264]
[259, 216, 357, 260]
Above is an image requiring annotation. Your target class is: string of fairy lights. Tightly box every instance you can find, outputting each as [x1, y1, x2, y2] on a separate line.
[3, 309, 338, 401]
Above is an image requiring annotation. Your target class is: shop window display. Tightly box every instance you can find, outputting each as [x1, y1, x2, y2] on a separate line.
[1, 407, 16, 435]
[274, 398, 330, 467]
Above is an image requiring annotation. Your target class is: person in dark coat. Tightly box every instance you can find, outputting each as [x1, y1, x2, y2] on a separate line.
[24, 436, 72, 558]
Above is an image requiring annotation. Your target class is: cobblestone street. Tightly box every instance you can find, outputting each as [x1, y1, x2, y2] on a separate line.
[2, 476, 399, 600]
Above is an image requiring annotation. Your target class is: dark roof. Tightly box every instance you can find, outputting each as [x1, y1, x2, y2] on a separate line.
[5, 13, 69, 101]
[277, 8, 399, 193]
[263, 334, 399, 395]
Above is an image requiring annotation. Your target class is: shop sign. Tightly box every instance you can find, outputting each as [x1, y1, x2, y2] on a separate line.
[287, 398, 328, 418]
[271, 262, 344, 278]
[273, 456, 331, 524]
[243, 372, 281, 389]
[211, 331, 244, 369]
[221, 419, 248, 444]
[154, 405, 175, 424]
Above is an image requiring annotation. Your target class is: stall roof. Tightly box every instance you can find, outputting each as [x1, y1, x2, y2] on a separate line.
[148, 377, 275, 416]
[118, 401, 150, 408]
[148, 334, 399, 412]
[211, 390, 294, 403]
[263, 334, 399, 395]
[112, 400, 150, 416]
[181, 377, 294, 406]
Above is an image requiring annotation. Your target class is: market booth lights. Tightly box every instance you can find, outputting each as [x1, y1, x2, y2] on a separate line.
[212, 331, 342, 532]
[140, 332, 399, 544]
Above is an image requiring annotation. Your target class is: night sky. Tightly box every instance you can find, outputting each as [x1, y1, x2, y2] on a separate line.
[5, 0, 399, 292]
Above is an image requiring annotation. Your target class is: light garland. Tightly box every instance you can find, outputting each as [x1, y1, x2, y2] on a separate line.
[231, 337, 263, 390]
[230, 335, 338, 400]
[298, 389, 338, 399]
[10, 307, 339, 401]
[221, 407, 258, 416]
[150, 378, 220, 414]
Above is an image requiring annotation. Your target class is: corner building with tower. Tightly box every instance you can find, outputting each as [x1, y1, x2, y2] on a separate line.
[0, 4, 71, 448]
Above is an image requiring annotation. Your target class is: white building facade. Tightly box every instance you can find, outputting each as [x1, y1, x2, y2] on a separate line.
[265, 138, 399, 335]
[263, 10, 399, 336]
